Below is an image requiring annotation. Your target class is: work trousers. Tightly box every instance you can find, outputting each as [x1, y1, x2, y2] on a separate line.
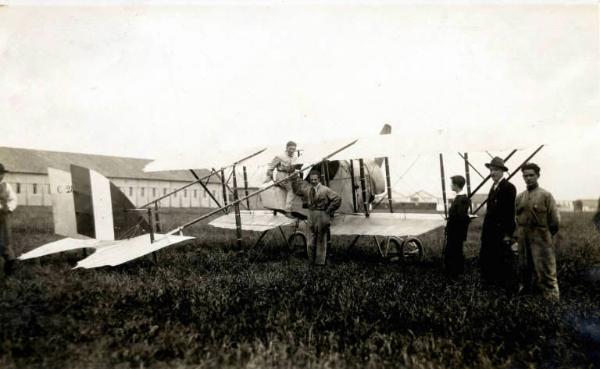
[307, 210, 331, 265]
[275, 172, 296, 211]
[517, 227, 560, 301]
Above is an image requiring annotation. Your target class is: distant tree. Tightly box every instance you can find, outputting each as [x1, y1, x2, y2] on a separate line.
[573, 199, 583, 212]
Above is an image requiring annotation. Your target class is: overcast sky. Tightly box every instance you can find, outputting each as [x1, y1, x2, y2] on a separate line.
[1, 2, 598, 200]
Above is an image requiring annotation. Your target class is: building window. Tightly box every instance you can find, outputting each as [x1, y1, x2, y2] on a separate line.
[33, 183, 37, 194]
[129, 187, 133, 197]
[193, 190, 197, 198]
[140, 188, 145, 196]
[163, 188, 167, 195]
[203, 190, 207, 198]
[152, 188, 156, 197]
[16, 183, 21, 194]
[183, 189, 187, 198]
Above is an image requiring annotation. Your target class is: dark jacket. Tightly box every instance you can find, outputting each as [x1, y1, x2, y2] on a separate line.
[482, 178, 516, 240]
[446, 194, 471, 242]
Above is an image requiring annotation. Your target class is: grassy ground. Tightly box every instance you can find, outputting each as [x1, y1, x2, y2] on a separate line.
[1, 207, 599, 369]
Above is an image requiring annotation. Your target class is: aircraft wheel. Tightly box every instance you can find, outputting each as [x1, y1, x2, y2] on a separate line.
[385, 237, 404, 262]
[287, 231, 307, 254]
[401, 237, 424, 263]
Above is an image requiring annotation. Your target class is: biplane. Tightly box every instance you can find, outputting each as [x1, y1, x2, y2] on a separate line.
[18, 124, 544, 268]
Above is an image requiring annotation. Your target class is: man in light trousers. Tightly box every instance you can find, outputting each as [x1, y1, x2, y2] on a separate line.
[265, 141, 299, 211]
[515, 163, 560, 301]
[292, 170, 341, 265]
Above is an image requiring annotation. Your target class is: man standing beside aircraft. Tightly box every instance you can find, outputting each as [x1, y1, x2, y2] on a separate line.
[292, 169, 341, 265]
[444, 175, 471, 279]
[265, 141, 299, 211]
[480, 157, 516, 287]
[0, 163, 17, 279]
[515, 163, 560, 301]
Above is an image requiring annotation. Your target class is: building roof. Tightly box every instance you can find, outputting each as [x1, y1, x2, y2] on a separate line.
[0, 146, 213, 182]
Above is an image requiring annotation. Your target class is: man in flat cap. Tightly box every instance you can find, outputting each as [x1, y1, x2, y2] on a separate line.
[515, 163, 560, 301]
[0, 163, 17, 278]
[480, 157, 516, 287]
[292, 169, 341, 265]
[265, 141, 299, 211]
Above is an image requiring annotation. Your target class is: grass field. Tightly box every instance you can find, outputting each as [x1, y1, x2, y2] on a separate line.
[1, 207, 599, 369]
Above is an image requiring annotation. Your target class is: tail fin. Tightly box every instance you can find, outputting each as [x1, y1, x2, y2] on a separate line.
[48, 165, 148, 240]
[379, 123, 392, 135]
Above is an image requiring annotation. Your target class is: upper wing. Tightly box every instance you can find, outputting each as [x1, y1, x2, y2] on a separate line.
[143, 146, 269, 173]
[143, 124, 542, 174]
[143, 139, 359, 173]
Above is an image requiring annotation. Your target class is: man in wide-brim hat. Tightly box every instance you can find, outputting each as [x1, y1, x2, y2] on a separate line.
[480, 156, 517, 288]
[0, 163, 17, 278]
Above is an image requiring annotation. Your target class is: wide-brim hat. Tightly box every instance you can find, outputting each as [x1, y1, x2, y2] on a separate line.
[0, 163, 8, 173]
[485, 156, 508, 172]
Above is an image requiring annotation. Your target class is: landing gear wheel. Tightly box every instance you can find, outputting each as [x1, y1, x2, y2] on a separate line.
[400, 237, 424, 263]
[287, 231, 307, 254]
[385, 237, 403, 262]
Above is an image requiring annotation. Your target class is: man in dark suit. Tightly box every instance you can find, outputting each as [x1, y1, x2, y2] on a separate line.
[444, 175, 471, 279]
[480, 157, 516, 287]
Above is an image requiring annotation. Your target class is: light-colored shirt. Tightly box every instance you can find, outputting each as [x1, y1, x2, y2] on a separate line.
[292, 181, 342, 214]
[266, 152, 298, 179]
[516, 186, 560, 234]
[0, 181, 18, 212]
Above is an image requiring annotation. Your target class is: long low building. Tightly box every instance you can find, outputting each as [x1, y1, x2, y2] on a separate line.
[0, 146, 259, 209]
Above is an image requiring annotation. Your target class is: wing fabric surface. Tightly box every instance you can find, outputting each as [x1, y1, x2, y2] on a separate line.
[75, 233, 194, 269]
[330, 213, 446, 237]
[209, 210, 296, 232]
[18, 234, 193, 268]
[49, 165, 148, 240]
[17, 238, 114, 260]
[142, 125, 544, 173]
[48, 168, 78, 238]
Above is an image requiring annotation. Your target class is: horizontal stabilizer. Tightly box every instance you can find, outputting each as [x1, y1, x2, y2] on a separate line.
[209, 210, 296, 232]
[75, 233, 194, 269]
[330, 213, 445, 237]
[17, 237, 114, 260]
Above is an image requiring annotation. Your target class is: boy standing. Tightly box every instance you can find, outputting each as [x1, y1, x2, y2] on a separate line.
[444, 175, 471, 278]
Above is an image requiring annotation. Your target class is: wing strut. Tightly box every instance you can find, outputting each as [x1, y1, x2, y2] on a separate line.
[473, 145, 544, 214]
[349, 159, 357, 213]
[458, 152, 485, 179]
[169, 139, 358, 235]
[463, 152, 473, 213]
[358, 159, 370, 217]
[231, 165, 243, 249]
[189, 169, 224, 209]
[384, 157, 393, 213]
[242, 166, 251, 209]
[439, 153, 448, 219]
